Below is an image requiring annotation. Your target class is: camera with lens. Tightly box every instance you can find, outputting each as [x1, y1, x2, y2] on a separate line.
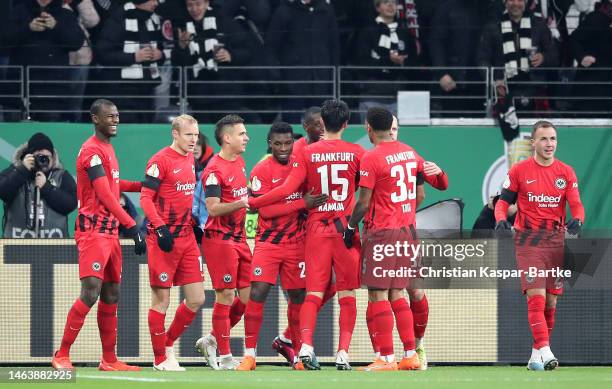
[34, 154, 50, 171]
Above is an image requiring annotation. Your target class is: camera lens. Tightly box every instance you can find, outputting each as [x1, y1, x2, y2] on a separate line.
[34, 155, 50, 170]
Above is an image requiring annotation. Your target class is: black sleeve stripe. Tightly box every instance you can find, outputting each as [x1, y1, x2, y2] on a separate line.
[205, 185, 222, 198]
[500, 188, 518, 204]
[86, 164, 106, 181]
[143, 175, 161, 191]
[416, 172, 424, 185]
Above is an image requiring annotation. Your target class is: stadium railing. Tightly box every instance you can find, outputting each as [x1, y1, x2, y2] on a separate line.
[0, 65, 611, 122]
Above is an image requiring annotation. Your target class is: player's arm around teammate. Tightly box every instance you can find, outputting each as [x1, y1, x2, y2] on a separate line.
[140, 115, 204, 371]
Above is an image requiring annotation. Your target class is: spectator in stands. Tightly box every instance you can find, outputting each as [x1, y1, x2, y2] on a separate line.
[267, 0, 340, 123]
[219, 0, 272, 32]
[430, 0, 493, 116]
[478, 0, 559, 113]
[352, 0, 418, 121]
[5, 0, 85, 121]
[569, 0, 612, 116]
[172, 0, 257, 123]
[0, 133, 77, 238]
[65, 0, 100, 122]
[472, 194, 517, 238]
[118, 193, 147, 237]
[95, 0, 165, 123]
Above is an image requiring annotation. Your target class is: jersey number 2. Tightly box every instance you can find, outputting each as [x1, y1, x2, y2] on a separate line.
[390, 162, 417, 203]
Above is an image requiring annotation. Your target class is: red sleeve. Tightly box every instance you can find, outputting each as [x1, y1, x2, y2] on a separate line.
[494, 198, 511, 223]
[424, 170, 449, 190]
[140, 186, 164, 228]
[120, 179, 142, 192]
[249, 155, 307, 209]
[91, 177, 136, 228]
[566, 167, 585, 222]
[359, 152, 377, 189]
[259, 199, 306, 219]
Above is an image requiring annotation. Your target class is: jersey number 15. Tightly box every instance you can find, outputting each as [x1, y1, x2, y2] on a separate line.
[317, 164, 349, 202]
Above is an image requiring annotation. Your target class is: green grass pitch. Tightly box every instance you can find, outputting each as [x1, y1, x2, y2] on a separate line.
[2, 366, 612, 389]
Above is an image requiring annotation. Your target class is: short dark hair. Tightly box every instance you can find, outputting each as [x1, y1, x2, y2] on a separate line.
[90, 99, 115, 116]
[214, 114, 244, 146]
[366, 107, 393, 132]
[320, 99, 350, 133]
[303, 106, 321, 125]
[267, 121, 293, 141]
[531, 120, 556, 138]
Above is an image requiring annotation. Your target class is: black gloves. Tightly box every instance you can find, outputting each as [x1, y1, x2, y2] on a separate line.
[343, 225, 356, 249]
[495, 220, 512, 230]
[124, 225, 147, 255]
[566, 218, 583, 235]
[155, 225, 174, 252]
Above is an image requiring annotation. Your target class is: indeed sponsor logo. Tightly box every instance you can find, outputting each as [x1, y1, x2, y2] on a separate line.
[233, 187, 248, 197]
[176, 182, 196, 192]
[527, 192, 561, 203]
[286, 192, 302, 201]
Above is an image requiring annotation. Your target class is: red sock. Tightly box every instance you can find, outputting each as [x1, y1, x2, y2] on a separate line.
[544, 307, 556, 336]
[411, 294, 428, 339]
[244, 300, 264, 349]
[166, 302, 197, 347]
[299, 295, 322, 347]
[229, 297, 246, 328]
[97, 301, 118, 363]
[282, 326, 292, 342]
[57, 299, 91, 358]
[391, 298, 415, 351]
[148, 309, 167, 365]
[320, 283, 336, 310]
[527, 295, 549, 349]
[371, 300, 394, 356]
[366, 302, 380, 354]
[288, 301, 302, 353]
[338, 296, 356, 352]
[212, 303, 232, 355]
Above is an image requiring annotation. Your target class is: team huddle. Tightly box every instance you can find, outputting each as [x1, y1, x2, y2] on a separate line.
[50, 98, 584, 372]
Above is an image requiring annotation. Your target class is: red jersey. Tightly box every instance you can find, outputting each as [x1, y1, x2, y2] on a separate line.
[75, 135, 122, 237]
[141, 147, 196, 236]
[293, 139, 365, 236]
[503, 157, 581, 231]
[250, 155, 306, 246]
[202, 154, 248, 242]
[359, 141, 426, 231]
[292, 136, 309, 157]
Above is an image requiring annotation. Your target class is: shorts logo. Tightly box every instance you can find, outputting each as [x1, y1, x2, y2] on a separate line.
[159, 272, 169, 282]
[554, 278, 563, 290]
[554, 177, 567, 190]
[223, 274, 232, 283]
[254, 267, 262, 276]
[525, 274, 535, 284]
[92, 262, 101, 272]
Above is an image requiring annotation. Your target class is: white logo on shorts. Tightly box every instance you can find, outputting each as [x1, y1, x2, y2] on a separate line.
[159, 272, 169, 282]
[92, 262, 101, 272]
[525, 274, 535, 284]
[254, 267, 262, 276]
[223, 274, 232, 283]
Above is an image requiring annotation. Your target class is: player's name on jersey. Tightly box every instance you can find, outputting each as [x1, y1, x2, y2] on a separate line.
[310, 152, 356, 162]
[318, 201, 344, 212]
[385, 151, 416, 165]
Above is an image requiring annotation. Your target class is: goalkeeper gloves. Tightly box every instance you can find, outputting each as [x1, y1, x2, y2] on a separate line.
[155, 225, 174, 252]
[343, 225, 356, 249]
[124, 225, 147, 255]
[566, 218, 583, 235]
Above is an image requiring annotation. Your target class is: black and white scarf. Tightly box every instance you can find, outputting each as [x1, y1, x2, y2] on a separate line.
[371, 16, 399, 62]
[121, 2, 163, 79]
[501, 11, 533, 79]
[184, 5, 219, 78]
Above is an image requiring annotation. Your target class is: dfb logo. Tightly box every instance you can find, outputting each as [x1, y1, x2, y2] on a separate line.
[223, 274, 232, 283]
[92, 262, 101, 272]
[254, 267, 262, 276]
[159, 272, 169, 282]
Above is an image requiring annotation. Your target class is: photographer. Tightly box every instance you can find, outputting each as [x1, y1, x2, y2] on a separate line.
[0, 133, 77, 238]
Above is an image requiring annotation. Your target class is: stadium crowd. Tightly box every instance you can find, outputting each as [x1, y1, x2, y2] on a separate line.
[0, 0, 611, 121]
